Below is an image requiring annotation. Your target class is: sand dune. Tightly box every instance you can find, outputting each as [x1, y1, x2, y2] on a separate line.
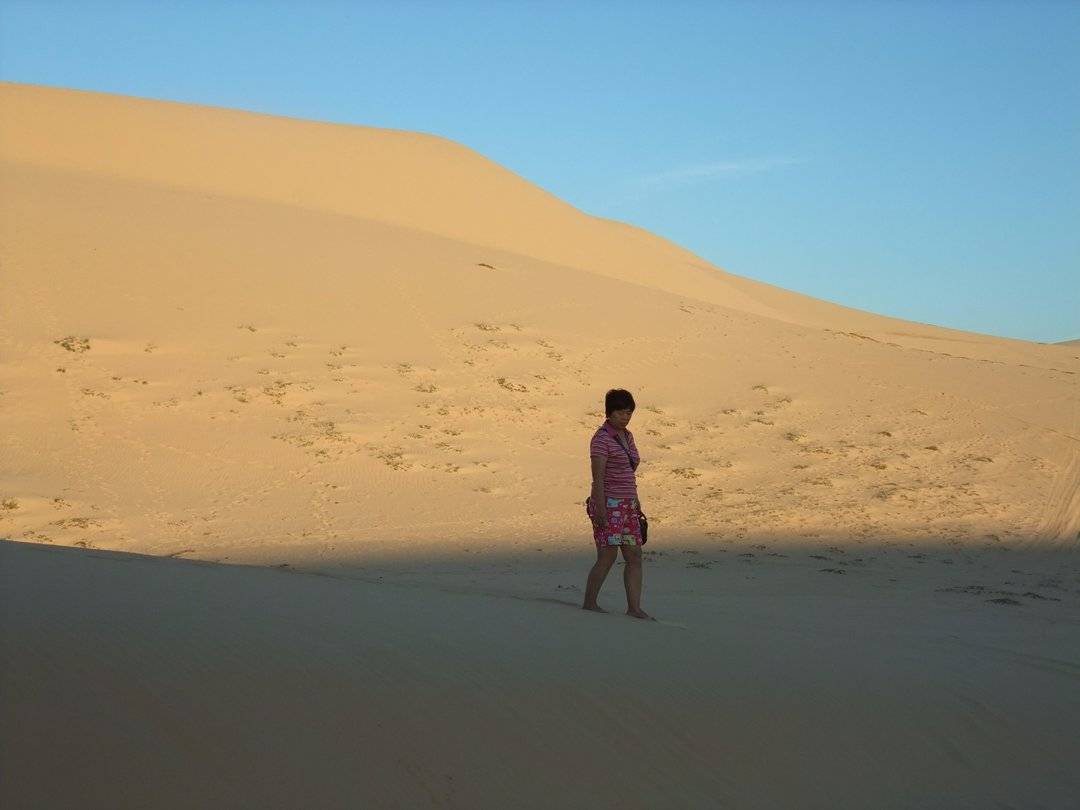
[2, 82, 1077, 562]
[2, 82, 1079, 807]
[2, 81, 1063, 359]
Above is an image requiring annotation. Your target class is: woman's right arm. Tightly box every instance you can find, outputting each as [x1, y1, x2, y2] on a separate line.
[590, 455, 607, 525]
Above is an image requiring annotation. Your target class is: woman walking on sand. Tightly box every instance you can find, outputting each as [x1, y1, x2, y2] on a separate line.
[583, 389, 652, 619]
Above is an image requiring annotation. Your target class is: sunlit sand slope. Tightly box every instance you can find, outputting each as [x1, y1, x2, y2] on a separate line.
[1, 82, 1077, 564]
[2, 80, 1069, 355]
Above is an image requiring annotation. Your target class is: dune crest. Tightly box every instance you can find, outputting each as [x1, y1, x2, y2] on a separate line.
[3, 81, 1064, 354]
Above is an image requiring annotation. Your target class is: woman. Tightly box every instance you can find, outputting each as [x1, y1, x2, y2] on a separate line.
[583, 388, 651, 619]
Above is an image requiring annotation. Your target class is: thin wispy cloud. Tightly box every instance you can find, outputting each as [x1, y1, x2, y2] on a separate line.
[635, 157, 802, 190]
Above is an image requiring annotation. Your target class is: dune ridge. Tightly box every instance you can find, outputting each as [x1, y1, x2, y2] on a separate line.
[4, 80, 1068, 357]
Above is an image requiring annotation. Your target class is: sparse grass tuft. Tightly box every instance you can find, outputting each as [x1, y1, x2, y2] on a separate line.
[496, 377, 528, 392]
[54, 336, 90, 353]
[672, 467, 701, 479]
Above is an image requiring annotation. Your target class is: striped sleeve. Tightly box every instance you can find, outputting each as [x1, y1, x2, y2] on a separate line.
[590, 429, 609, 458]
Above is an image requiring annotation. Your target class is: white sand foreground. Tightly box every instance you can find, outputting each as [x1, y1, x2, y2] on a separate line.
[3, 539, 1079, 809]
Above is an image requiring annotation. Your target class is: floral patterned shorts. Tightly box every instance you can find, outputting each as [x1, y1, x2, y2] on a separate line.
[587, 496, 643, 547]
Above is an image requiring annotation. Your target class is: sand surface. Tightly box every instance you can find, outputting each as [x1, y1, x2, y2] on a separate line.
[2, 82, 1079, 808]
[4, 540, 1080, 809]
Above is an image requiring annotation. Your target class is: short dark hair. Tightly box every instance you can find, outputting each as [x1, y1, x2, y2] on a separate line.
[605, 388, 636, 416]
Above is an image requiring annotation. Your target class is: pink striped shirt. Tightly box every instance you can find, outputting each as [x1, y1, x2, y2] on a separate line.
[590, 422, 641, 499]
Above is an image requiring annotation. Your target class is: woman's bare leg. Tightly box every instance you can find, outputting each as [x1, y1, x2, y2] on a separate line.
[620, 544, 650, 619]
[583, 546, 619, 611]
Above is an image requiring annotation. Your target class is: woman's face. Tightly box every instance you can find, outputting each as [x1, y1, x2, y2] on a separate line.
[608, 408, 634, 429]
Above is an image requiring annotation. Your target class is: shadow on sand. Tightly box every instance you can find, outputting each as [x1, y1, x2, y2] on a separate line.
[3, 537, 1079, 809]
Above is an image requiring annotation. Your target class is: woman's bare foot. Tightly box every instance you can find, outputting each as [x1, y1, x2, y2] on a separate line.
[626, 608, 653, 620]
[582, 603, 608, 613]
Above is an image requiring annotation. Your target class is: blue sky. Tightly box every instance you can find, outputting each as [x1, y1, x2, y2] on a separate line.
[2, 0, 1077, 342]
